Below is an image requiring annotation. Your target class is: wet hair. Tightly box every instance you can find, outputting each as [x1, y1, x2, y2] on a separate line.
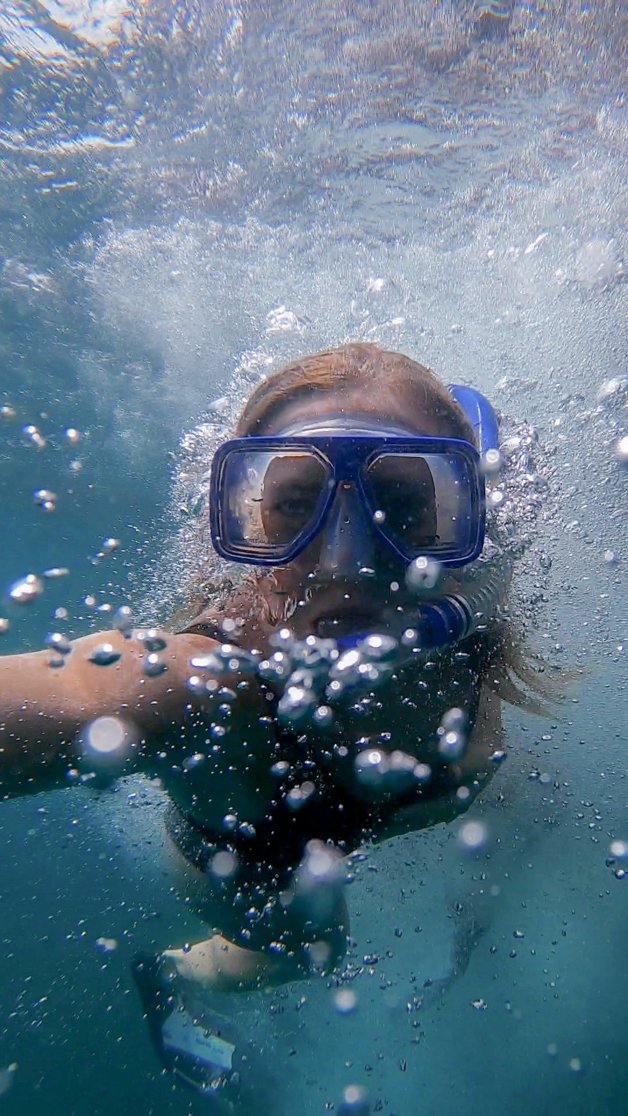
[234, 342, 477, 442]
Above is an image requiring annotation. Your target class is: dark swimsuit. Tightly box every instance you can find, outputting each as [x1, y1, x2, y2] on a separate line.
[165, 607, 484, 955]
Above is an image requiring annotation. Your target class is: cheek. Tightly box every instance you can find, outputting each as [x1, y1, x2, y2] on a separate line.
[271, 557, 313, 596]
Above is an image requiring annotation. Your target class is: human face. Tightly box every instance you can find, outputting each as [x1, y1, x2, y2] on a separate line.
[258, 385, 464, 640]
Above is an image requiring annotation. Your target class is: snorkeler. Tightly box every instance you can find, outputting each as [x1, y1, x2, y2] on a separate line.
[0, 344, 522, 1111]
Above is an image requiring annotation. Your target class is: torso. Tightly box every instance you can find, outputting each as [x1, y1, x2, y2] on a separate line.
[153, 587, 499, 867]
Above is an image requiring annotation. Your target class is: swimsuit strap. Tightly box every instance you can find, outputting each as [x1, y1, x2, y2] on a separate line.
[178, 617, 227, 642]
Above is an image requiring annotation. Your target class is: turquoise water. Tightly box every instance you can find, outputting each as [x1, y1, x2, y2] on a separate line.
[0, 3, 626, 1113]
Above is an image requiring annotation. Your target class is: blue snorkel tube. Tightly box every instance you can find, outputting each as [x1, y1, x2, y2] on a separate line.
[448, 383, 501, 459]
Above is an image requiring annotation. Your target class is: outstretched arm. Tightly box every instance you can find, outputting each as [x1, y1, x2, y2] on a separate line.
[0, 628, 225, 780]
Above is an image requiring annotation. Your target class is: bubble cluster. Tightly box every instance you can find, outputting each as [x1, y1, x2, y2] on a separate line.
[354, 747, 424, 796]
[91, 538, 120, 565]
[437, 707, 468, 762]
[113, 605, 134, 637]
[95, 936, 118, 954]
[33, 488, 57, 512]
[22, 423, 46, 449]
[45, 631, 72, 668]
[287, 839, 346, 932]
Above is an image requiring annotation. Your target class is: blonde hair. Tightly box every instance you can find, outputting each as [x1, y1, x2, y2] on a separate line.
[235, 342, 476, 442]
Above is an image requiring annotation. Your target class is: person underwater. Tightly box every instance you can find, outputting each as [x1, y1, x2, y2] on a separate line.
[0, 344, 546, 1110]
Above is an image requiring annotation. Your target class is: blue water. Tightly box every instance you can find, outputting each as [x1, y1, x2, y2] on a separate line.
[0, 2, 626, 1113]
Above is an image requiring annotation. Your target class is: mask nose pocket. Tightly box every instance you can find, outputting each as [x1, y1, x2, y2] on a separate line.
[317, 484, 376, 576]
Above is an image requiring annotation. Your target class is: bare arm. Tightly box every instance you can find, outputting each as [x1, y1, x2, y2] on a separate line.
[0, 628, 229, 778]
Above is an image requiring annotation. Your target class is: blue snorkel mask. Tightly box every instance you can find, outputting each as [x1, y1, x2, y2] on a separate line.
[209, 385, 499, 572]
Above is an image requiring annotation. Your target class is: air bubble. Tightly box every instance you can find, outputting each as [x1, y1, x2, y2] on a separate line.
[358, 633, 398, 659]
[313, 704, 333, 728]
[437, 707, 468, 760]
[143, 653, 167, 677]
[277, 683, 318, 725]
[0, 1063, 17, 1098]
[45, 632, 71, 655]
[88, 643, 121, 666]
[33, 488, 57, 512]
[43, 567, 69, 579]
[8, 573, 44, 604]
[95, 937, 118, 954]
[182, 752, 205, 771]
[458, 820, 488, 851]
[338, 1084, 370, 1115]
[481, 448, 503, 476]
[270, 760, 291, 779]
[138, 628, 167, 652]
[615, 436, 628, 466]
[22, 423, 46, 449]
[406, 555, 442, 593]
[333, 988, 357, 1015]
[292, 840, 345, 929]
[113, 605, 134, 637]
[64, 427, 81, 445]
[597, 377, 628, 405]
[355, 749, 388, 788]
[92, 538, 120, 564]
[79, 715, 136, 770]
[211, 850, 238, 879]
[440, 707, 468, 732]
[439, 730, 465, 760]
[285, 782, 316, 810]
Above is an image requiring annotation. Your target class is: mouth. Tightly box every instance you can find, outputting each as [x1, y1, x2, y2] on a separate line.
[314, 610, 385, 639]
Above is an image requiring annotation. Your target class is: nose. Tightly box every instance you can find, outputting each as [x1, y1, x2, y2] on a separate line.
[316, 483, 376, 578]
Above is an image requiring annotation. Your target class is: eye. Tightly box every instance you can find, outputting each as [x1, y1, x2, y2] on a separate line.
[386, 502, 438, 545]
[272, 491, 319, 518]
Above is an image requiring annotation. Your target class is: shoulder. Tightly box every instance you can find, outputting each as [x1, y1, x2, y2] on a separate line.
[175, 580, 275, 652]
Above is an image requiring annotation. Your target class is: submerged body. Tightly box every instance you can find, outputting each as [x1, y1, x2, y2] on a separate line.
[0, 344, 515, 1102]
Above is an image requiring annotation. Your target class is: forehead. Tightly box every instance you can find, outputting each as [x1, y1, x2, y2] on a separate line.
[261, 385, 450, 437]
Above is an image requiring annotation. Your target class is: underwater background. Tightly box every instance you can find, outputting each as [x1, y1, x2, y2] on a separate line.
[0, 2, 626, 1113]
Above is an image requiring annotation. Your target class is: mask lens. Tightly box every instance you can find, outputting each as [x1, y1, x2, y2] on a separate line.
[365, 451, 476, 558]
[219, 449, 330, 556]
